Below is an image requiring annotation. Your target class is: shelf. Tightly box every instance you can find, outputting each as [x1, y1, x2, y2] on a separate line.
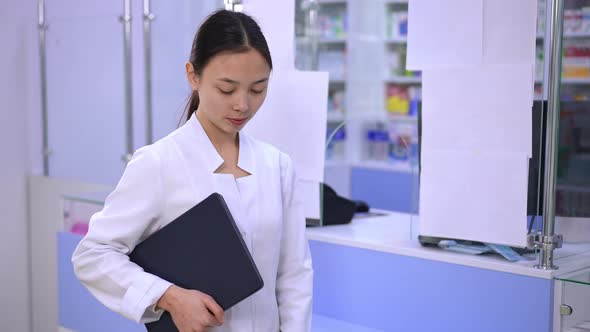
[325, 160, 349, 168]
[317, 0, 348, 4]
[63, 191, 109, 206]
[535, 78, 590, 85]
[354, 161, 419, 173]
[563, 78, 590, 84]
[385, 37, 407, 44]
[327, 112, 346, 122]
[329, 77, 346, 84]
[388, 114, 418, 122]
[538, 32, 590, 39]
[319, 37, 347, 44]
[556, 267, 590, 286]
[347, 112, 387, 122]
[385, 76, 422, 84]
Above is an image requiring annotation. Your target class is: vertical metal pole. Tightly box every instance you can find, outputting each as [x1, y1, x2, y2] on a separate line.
[38, 0, 50, 175]
[537, 0, 565, 270]
[143, 0, 154, 145]
[305, 0, 320, 70]
[121, 0, 133, 162]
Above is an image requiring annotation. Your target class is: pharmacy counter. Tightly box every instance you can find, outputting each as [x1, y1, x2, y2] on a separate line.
[56, 201, 590, 332]
[306, 211, 590, 332]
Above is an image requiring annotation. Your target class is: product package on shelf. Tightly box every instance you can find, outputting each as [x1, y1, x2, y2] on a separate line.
[563, 40, 590, 79]
[388, 10, 408, 39]
[364, 122, 389, 162]
[328, 89, 346, 115]
[386, 86, 420, 116]
[387, 121, 419, 168]
[318, 10, 347, 38]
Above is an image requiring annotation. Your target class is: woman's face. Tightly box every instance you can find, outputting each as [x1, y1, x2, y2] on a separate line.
[186, 49, 271, 136]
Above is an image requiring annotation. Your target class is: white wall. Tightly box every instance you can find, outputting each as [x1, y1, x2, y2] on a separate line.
[0, 0, 38, 331]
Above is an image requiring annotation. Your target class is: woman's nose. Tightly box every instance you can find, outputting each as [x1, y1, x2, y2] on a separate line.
[233, 92, 249, 112]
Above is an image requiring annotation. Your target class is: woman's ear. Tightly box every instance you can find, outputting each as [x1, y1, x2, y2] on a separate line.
[185, 61, 200, 91]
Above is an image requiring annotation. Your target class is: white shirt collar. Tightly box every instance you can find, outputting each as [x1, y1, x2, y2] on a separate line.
[186, 112, 254, 175]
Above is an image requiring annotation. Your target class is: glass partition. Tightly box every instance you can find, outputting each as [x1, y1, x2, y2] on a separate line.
[45, 2, 127, 185]
[150, 0, 224, 141]
[552, 0, 590, 255]
[295, 0, 417, 236]
[556, 267, 590, 331]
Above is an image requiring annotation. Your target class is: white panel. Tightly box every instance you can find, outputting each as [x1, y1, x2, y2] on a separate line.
[150, 0, 222, 141]
[482, 0, 537, 65]
[46, 16, 126, 186]
[243, 0, 330, 219]
[419, 149, 529, 247]
[246, 70, 329, 183]
[421, 64, 533, 155]
[407, 0, 483, 70]
[243, 0, 295, 71]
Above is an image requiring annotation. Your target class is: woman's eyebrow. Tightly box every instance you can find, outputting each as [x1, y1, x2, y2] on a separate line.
[252, 78, 269, 84]
[216, 77, 269, 84]
[217, 78, 239, 84]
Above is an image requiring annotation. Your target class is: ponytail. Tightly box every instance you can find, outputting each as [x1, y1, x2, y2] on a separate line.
[179, 90, 200, 127]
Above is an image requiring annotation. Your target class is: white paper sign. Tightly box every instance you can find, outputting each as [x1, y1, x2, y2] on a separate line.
[407, 0, 484, 70]
[482, 0, 538, 65]
[421, 64, 534, 155]
[419, 149, 529, 247]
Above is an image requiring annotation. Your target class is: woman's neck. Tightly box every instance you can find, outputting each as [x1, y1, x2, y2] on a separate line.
[195, 110, 238, 153]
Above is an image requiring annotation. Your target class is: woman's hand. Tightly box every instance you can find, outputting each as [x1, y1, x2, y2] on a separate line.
[157, 285, 224, 332]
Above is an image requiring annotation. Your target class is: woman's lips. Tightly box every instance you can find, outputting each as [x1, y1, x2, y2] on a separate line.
[227, 117, 247, 126]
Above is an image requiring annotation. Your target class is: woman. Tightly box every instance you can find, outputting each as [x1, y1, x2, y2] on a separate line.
[72, 9, 313, 332]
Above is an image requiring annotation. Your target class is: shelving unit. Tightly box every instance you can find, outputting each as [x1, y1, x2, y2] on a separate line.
[384, 37, 407, 44]
[319, 36, 347, 44]
[384, 76, 421, 84]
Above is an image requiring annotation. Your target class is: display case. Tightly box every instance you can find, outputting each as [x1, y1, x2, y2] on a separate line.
[61, 192, 108, 235]
[556, 267, 590, 332]
[58, 191, 146, 332]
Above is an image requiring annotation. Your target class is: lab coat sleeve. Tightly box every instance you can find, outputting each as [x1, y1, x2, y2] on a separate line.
[71, 146, 173, 323]
[276, 153, 314, 332]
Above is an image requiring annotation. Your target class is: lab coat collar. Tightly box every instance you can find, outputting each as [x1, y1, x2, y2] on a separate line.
[186, 112, 254, 175]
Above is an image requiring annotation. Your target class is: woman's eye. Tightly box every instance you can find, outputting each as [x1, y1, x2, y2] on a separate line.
[251, 89, 264, 94]
[219, 89, 234, 95]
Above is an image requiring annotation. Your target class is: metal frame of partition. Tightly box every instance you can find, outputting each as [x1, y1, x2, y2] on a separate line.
[38, 0, 49, 176]
[38, 0, 137, 167]
[120, 0, 134, 163]
[143, 0, 155, 145]
[533, 0, 565, 270]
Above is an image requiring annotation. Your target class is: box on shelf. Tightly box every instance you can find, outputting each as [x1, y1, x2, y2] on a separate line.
[386, 85, 420, 115]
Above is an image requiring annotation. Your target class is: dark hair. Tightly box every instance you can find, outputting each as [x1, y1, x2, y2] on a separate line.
[183, 9, 273, 123]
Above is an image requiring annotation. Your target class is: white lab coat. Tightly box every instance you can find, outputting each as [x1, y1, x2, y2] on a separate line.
[72, 113, 313, 332]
